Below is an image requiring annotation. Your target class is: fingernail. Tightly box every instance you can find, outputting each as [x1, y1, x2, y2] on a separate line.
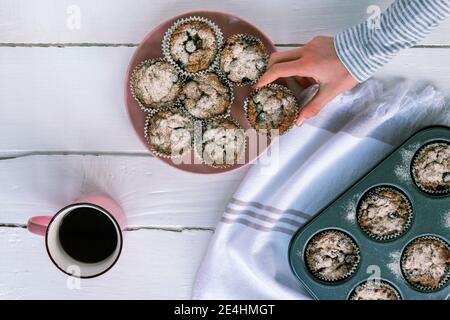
[295, 115, 306, 127]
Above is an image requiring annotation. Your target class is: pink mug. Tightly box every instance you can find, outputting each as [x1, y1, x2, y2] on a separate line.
[27, 194, 126, 278]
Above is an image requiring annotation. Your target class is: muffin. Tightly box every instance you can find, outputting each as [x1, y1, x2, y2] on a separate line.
[401, 236, 450, 290]
[245, 84, 298, 136]
[179, 73, 232, 120]
[411, 142, 450, 195]
[305, 230, 360, 282]
[349, 281, 401, 300]
[130, 59, 181, 111]
[163, 17, 222, 75]
[195, 118, 245, 168]
[220, 34, 268, 85]
[145, 109, 193, 158]
[357, 187, 412, 241]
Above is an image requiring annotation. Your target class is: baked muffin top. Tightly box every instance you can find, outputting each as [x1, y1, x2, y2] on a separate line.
[145, 109, 193, 157]
[306, 231, 359, 281]
[402, 238, 450, 289]
[167, 20, 219, 74]
[350, 282, 400, 300]
[196, 118, 245, 167]
[246, 84, 298, 135]
[358, 187, 411, 239]
[220, 34, 268, 85]
[412, 142, 450, 194]
[179, 73, 232, 120]
[131, 60, 181, 109]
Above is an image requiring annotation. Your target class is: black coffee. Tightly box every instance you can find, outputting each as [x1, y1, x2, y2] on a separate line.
[58, 207, 118, 263]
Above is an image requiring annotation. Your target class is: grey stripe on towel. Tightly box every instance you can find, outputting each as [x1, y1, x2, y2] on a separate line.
[229, 198, 311, 219]
[224, 207, 304, 228]
[220, 216, 297, 236]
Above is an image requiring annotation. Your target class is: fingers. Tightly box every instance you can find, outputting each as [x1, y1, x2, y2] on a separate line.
[267, 48, 303, 68]
[256, 60, 306, 88]
[295, 85, 338, 127]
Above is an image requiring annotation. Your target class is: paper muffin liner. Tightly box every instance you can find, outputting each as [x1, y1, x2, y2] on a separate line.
[144, 107, 195, 159]
[304, 229, 361, 283]
[348, 279, 402, 300]
[410, 141, 450, 196]
[162, 16, 223, 78]
[219, 33, 269, 87]
[130, 58, 183, 113]
[356, 186, 413, 242]
[244, 83, 300, 137]
[193, 116, 246, 169]
[400, 235, 450, 292]
[178, 71, 234, 122]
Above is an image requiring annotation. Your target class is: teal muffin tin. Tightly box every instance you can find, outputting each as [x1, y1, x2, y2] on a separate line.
[289, 126, 450, 300]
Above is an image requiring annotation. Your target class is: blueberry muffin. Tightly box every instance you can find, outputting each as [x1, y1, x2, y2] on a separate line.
[179, 73, 232, 120]
[195, 118, 245, 167]
[164, 18, 222, 74]
[245, 84, 298, 136]
[220, 34, 268, 85]
[130, 59, 181, 110]
[145, 109, 193, 158]
[401, 237, 450, 290]
[349, 281, 401, 300]
[305, 230, 360, 282]
[412, 142, 450, 195]
[357, 187, 412, 241]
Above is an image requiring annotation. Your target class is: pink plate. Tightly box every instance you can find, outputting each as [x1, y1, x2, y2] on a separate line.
[124, 10, 278, 174]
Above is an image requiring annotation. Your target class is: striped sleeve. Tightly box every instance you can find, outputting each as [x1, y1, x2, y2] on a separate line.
[334, 0, 450, 82]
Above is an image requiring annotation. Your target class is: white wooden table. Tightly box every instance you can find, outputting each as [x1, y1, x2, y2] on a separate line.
[1, 0, 449, 299]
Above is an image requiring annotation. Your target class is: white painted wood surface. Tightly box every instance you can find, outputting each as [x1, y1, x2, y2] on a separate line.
[0, 0, 449, 299]
[1, 0, 450, 45]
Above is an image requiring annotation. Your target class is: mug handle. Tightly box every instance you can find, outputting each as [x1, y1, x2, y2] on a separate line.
[27, 216, 53, 236]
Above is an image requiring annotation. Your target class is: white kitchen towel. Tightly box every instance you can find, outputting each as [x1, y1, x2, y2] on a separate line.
[192, 78, 450, 299]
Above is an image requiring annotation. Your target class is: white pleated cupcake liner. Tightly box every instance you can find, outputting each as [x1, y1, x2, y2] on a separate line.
[400, 235, 450, 292]
[244, 83, 300, 137]
[162, 16, 223, 78]
[356, 186, 414, 242]
[144, 107, 195, 159]
[130, 58, 183, 113]
[305, 229, 361, 283]
[193, 116, 246, 169]
[219, 33, 269, 86]
[410, 141, 450, 196]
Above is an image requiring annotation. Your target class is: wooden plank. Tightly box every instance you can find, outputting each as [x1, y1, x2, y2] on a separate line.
[0, 227, 211, 299]
[1, 0, 450, 45]
[1, 46, 450, 155]
[0, 155, 245, 227]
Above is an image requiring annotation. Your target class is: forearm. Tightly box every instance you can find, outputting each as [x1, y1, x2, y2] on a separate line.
[335, 0, 450, 82]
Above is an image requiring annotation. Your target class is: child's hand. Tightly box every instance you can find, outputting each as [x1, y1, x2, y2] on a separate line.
[256, 36, 358, 127]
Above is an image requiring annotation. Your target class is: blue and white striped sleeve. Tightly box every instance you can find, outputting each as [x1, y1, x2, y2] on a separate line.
[334, 0, 450, 82]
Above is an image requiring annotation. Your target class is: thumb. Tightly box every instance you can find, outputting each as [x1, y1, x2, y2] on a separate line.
[295, 85, 337, 127]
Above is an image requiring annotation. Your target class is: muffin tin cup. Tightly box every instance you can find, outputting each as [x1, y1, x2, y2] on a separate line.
[178, 71, 234, 123]
[356, 186, 414, 242]
[219, 33, 269, 87]
[348, 279, 402, 300]
[400, 235, 450, 292]
[193, 116, 246, 169]
[144, 107, 195, 159]
[289, 126, 450, 300]
[130, 58, 183, 113]
[410, 141, 450, 196]
[243, 83, 300, 137]
[162, 16, 224, 78]
[305, 229, 361, 283]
